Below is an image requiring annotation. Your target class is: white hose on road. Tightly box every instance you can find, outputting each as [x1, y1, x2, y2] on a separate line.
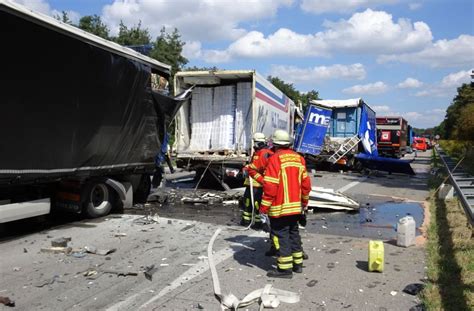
[207, 228, 300, 310]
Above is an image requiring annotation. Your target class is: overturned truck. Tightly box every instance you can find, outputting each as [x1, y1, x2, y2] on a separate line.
[0, 0, 187, 222]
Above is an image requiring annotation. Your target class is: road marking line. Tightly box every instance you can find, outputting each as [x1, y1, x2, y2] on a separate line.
[105, 229, 265, 311]
[337, 178, 366, 193]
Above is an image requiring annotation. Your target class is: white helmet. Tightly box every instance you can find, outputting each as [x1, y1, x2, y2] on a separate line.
[252, 132, 266, 143]
[272, 129, 291, 146]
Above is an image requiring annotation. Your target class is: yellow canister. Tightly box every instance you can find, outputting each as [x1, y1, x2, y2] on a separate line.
[368, 240, 384, 272]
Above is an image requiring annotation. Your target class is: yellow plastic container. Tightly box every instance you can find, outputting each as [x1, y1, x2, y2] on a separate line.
[368, 240, 384, 272]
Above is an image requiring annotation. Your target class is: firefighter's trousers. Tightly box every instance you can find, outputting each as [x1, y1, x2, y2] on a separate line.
[270, 215, 303, 271]
[241, 186, 262, 224]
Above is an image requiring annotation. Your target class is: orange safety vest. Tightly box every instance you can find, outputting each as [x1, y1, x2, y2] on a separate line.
[260, 148, 311, 218]
[243, 148, 274, 187]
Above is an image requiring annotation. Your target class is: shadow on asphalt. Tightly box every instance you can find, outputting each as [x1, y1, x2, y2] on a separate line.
[225, 235, 275, 272]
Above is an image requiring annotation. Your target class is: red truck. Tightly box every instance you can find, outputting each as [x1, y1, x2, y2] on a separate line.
[376, 116, 408, 158]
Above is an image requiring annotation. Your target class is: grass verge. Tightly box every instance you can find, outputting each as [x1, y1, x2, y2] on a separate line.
[421, 150, 474, 310]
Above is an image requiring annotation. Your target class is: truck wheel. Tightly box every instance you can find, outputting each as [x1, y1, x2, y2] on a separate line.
[83, 182, 113, 218]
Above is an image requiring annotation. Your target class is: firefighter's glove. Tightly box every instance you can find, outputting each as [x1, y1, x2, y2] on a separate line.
[299, 213, 307, 227]
[259, 205, 269, 215]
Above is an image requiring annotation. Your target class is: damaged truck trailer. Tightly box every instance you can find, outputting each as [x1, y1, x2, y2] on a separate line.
[0, 1, 180, 222]
[174, 70, 298, 188]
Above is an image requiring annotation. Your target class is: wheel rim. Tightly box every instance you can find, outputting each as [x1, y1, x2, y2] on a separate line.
[89, 184, 109, 210]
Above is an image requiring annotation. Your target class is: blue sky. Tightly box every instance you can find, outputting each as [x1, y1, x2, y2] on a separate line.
[15, 0, 474, 128]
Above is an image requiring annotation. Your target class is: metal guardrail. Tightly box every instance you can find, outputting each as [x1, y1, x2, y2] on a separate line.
[436, 146, 474, 225]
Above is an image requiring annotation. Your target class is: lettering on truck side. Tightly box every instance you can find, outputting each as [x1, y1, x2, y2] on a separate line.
[308, 112, 330, 126]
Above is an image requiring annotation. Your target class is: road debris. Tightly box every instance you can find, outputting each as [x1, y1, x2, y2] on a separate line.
[133, 215, 159, 225]
[223, 200, 239, 205]
[12, 267, 21, 272]
[306, 280, 318, 287]
[403, 283, 425, 295]
[0, 296, 15, 307]
[114, 233, 127, 238]
[144, 265, 158, 281]
[51, 237, 71, 248]
[84, 245, 117, 256]
[390, 291, 398, 296]
[41, 247, 72, 254]
[35, 275, 64, 287]
[180, 224, 196, 232]
[102, 270, 138, 277]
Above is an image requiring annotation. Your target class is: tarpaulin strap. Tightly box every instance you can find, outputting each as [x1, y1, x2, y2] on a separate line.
[207, 228, 300, 310]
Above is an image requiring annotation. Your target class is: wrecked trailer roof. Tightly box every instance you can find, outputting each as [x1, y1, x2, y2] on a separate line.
[0, 0, 170, 75]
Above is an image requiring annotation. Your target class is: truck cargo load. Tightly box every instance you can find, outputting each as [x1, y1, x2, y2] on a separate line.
[0, 0, 187, 222]
[174, 70, 297, 188]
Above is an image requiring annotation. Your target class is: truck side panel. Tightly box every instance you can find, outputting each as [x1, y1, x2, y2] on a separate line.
[254, 73, 295, 138]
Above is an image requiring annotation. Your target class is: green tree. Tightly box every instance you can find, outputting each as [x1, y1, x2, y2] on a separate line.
[150, 27, 188, 90]
[114, 21, 151, 46]
[78, 15, 110, 39]
[184, 66, 219, 71]
[267, 76, 319, 110]
[55, 11, 73, 25]
[443, 82, 474, 139]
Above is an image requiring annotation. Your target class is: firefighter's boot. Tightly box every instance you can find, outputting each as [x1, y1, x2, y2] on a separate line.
[267, 269, 292, 279]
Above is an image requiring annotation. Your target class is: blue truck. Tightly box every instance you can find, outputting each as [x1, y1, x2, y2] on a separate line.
[295, 98, 414, 174]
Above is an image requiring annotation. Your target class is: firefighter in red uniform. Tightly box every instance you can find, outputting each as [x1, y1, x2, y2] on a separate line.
[260, 129, 311, 278]
[240, 133, 274, 228]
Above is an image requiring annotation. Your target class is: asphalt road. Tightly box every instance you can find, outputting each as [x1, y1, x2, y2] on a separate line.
[0, 150, 432, 310]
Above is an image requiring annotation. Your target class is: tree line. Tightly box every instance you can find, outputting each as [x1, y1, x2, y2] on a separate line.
[433, 81, 474, 142]
[56, 12, 188, 83]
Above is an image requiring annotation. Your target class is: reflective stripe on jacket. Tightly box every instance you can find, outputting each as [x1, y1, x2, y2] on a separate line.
[260, 148, 311, 218]
[244, 148, 274, 187]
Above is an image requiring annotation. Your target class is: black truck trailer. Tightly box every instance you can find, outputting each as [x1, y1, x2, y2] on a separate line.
[0, 0, 186, 222]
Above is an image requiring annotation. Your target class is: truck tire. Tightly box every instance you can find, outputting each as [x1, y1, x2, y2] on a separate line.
[83, 182, 113, 218]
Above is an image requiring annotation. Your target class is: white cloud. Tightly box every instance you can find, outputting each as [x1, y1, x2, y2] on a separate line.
[13, 0, 51, 14]
[269, 63, 366, 83]
[415, 69, 472, 97]
[398, 77, 423, 88]
[378, 35, 474, 68]
[409, 3, 422, 11]
[372, 105, 392, 113]
[182, 40, 202, 59]
[403, 109, 445, 127]
[440, 70, 472, 88]
[300, 0, 398, 14]
[101, 0, 293, 41]
[13, 0, 80, 23]
[342, 81, 389, 95]
[199, 9, 432, 62]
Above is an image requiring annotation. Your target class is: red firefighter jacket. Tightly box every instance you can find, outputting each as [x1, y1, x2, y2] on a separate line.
[243, 148, 274, 187]
[260, 148, 311, 218]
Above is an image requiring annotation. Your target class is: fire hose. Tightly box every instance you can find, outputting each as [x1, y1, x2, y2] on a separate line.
[207, 228, 300, 310]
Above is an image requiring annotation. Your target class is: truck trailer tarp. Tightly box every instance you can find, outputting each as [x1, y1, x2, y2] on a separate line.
[0, 1, 185, 186]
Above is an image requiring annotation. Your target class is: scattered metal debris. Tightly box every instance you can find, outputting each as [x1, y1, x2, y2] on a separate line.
[114, 233, 127, 238]
[84, 246, 117, 256]
[51, 237, 71, 248]
[144, 265, 158, 281]
[0, 296, 15, 307]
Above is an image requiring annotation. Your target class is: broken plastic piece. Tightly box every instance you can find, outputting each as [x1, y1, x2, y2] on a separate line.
[0, 296, 15, 307]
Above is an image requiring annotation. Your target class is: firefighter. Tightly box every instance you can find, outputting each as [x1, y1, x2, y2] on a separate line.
[260, 129, 311, 278]
[240, 132, 274, 228]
